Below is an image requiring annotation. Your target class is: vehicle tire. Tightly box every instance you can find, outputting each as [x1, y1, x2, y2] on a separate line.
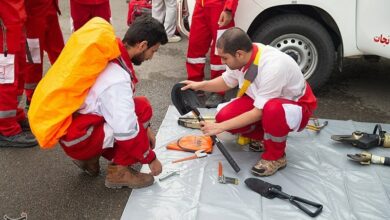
[251, 14, 335, 91]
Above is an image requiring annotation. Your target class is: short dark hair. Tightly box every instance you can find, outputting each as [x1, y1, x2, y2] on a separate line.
[217, 27, 252, 55]
[123, 16, 168, 48]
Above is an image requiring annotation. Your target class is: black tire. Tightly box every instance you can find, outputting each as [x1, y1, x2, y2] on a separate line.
[251, 14, 335, 91]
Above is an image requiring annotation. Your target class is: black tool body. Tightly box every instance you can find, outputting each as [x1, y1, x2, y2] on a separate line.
[245, 178, 323, 217]
[171, 83, 241, 173]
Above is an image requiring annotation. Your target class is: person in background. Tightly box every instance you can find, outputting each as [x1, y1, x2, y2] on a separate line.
[152, 0, 181, 43]
[0, 0, 37, 148]
[23, 0, 64, 109]
[186, 0, 238, 108]
[70, 0, 111, 31]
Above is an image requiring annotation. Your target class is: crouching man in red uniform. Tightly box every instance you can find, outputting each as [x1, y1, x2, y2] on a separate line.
[182, 27, 317, 176]
[59, 17, 168, 189]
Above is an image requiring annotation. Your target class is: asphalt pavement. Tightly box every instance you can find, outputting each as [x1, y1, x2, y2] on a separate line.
[1, 0, 390, 219]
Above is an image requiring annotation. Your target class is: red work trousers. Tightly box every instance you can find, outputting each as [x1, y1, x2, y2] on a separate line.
[216, 95, 313, 160]
[24, 9, 64, 104]
[186, 2, 234, 82]
[70, 0, 111, 31]
[0, 1, 27, 136]
[60, 97, 155, 166]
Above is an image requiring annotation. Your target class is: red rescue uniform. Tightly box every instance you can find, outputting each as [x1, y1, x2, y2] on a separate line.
[0, 0, 27, 136]
[186, 0, 238, 81]
[23, 0, 64, 105]
[70, 0, 111, 31]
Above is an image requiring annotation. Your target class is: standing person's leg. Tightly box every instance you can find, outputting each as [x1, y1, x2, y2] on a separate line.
[152, 0, 165, 24]
[70, 0, 92, 31]
[205, 4, 235, 108]
[0, 3, 37, 147]
[164, 0, 181, 42]
[91, 1, 111, 23]
[24, 13, 45, 106]
[186, 4, 212, 82]
[43, 10, 64, 64]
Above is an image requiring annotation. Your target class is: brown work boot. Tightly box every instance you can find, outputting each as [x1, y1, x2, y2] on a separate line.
[72, 156, 100, 176]
[251, 156, 287, 177]
[249, 139, 264, 152]
[105, 164, 154, 189]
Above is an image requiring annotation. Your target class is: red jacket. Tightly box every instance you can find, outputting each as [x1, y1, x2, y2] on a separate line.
[24, 0, 60, 16]
[196, 0, 238, 14]
[0, 0, 27, 22]
[72, 0, 109, 5]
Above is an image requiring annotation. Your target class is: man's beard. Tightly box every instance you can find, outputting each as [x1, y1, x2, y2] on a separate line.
[131, 52, 145, 66]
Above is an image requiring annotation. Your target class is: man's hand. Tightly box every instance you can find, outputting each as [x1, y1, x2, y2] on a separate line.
[149, 158, 162, 176]
[147, 127, 156, 149]
[218, 11, 233, 27]
[181, 80, 205, 91]
[200, 121, 225, 136]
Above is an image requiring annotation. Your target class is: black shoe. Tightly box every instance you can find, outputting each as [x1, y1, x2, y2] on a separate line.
[205, 93, 224, 108]
[19, 119, 31, 132]
[0, 131, 38, 148]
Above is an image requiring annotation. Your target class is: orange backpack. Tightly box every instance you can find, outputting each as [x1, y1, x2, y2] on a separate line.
[28, 17, 121, 148]
[166, 135, 214, 153]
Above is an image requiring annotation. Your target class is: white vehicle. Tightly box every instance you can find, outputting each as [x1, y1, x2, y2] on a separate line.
[177, 0, 390, 90]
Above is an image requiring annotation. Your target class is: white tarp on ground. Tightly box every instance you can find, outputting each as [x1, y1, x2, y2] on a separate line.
[121, 106, 390, 220]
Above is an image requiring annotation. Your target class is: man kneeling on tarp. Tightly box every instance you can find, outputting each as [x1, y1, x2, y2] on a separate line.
[60, 17, 167, 188]
[182, 27, 317, 177]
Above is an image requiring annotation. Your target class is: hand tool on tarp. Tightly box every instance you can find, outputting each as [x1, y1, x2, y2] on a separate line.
[172, 149, 207, 163]
[218, 161, 239, 185]
[178, 116, 215, 129]
[159, 170, 180, 181]
[331, 124, 390, 149]
[171, 83, 241, 172]
[305, 118, 328, 132]
[178, 115, 328, 132]
[245, 178, 323, 218]
[347, 151, 390, 166]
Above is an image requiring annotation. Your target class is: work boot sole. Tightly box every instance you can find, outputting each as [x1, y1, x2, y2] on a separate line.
[72, 160, 100, 177]
[104, 179, 154, 189]
[251, 164, 287, 177]
[0, 140, 37, 148]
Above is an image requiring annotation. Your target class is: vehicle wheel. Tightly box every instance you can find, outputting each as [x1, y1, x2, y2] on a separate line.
[251, 14, 335, 91]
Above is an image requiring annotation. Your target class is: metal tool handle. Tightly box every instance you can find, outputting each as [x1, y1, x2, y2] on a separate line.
[289, 196, 323, 217]
[172, 155, 197, 163]
[214, 138, 240, 173]
[192, 110, 241, 173]
[270, 188, 323, 218]
[159, 171, 178, 181]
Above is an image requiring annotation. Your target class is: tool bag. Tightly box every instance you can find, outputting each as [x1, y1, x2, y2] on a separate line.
[127, 0, 152, 26]
[28, 17, 120, 148]
[166, 135, 213, 153]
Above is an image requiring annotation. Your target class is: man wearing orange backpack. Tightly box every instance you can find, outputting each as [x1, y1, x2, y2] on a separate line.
[57, 17, 168, 189]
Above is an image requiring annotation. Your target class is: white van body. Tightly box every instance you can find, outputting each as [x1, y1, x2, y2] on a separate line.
[177, 0, 390, 90]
